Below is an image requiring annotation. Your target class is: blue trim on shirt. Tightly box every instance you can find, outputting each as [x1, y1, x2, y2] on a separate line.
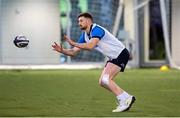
[78, 25, 105, 43]
[78, 32, 86, 43]
[91, 26, 105, 40]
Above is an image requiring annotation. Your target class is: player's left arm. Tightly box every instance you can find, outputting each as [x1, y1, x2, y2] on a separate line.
[64, 35, 99, 50]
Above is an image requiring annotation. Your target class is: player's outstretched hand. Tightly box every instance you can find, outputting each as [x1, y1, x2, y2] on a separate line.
[52, 42, 63, 53]
[63, 35, 75, 46]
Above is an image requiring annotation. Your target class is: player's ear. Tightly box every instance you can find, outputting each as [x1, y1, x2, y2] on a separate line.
[87, 18, 92, 23]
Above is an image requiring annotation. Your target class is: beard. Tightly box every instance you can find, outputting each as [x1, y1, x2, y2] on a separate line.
[79, 25, 87, 30]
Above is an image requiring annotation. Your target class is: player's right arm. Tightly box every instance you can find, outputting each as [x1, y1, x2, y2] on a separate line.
[52, 42, 81, 56]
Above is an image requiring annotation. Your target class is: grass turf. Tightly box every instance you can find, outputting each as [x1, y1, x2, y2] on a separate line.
[0, 68, 180, 117]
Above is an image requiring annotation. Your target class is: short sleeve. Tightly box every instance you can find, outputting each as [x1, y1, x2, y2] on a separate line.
[78, 33, 86, 43]
[91, 26, 105, 40]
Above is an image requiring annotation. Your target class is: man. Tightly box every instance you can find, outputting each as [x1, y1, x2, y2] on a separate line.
[52, 12, 135, 112]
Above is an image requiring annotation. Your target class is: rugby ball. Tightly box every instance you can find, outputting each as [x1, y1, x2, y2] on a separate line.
[14, 35, 29, 48]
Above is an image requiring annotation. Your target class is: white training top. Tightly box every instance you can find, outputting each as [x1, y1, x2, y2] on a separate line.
[78, 23, 125, 59]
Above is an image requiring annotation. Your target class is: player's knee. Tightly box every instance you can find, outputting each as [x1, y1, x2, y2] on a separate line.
[99, 74, 110, 86]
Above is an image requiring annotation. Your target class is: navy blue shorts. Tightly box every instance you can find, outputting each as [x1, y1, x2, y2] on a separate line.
[105, 48, 130, 72]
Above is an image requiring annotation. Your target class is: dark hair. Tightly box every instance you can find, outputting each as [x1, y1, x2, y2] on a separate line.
[77, 12, 93, 21]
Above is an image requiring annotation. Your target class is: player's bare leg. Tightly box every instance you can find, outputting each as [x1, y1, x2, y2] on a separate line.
[99, 62, 135, 112]
[99, 63, 123, 95]
[99, 68, 121, 94]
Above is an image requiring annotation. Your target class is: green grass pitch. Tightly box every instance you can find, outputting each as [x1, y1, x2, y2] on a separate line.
[0, 68, 180, 117]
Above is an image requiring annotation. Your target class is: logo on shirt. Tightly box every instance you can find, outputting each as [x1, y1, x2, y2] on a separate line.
[120, 63, 125, 68]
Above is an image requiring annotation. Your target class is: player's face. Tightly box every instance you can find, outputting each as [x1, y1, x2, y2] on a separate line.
[78, 17, 88, 30]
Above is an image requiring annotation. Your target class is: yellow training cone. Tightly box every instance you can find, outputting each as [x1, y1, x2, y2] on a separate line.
[160, 65, 169, 72]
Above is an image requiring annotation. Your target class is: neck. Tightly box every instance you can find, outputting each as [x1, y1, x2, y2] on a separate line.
[85, 23, 93, 34]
